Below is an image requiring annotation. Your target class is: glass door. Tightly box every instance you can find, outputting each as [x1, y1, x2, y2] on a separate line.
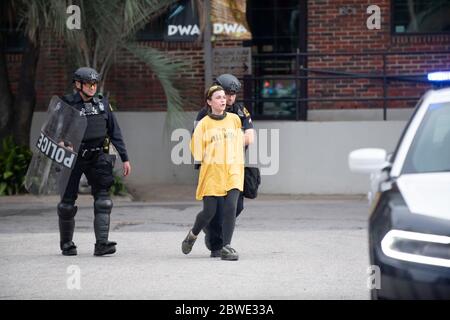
[245, 0, 307, 120]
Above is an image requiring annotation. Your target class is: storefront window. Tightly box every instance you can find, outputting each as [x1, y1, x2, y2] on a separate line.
[393, 0, 450, 34]
[246, 0, 306, 120]
[0, 2, 25, 53]
[246, 0, 300, 53]
[0, 28, 26, 53]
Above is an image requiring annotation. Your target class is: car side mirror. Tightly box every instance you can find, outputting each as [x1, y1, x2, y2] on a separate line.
[348, 148, 390, 174]
[386, 152, 393, 163]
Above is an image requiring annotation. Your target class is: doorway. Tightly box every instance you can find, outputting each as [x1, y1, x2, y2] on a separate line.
[245, 0, 307, 120]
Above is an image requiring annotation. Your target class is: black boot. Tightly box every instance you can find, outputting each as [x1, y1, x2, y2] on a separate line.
[61, 241, 77, 256]
[58, 202, 78, 256]
[93, 194, 116, 256]
[94, 240, 117, 256]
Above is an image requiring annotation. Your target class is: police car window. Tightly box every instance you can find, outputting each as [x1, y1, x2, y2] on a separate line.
[402, 102, 450, 174]
[389, 97, 423, 164]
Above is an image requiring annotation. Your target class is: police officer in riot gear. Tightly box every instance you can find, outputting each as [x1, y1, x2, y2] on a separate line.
[194, 73, 255, 257]
[58, 67, 131, 256]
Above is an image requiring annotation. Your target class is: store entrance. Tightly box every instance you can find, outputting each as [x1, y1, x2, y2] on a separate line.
[245, 0, 307, 120]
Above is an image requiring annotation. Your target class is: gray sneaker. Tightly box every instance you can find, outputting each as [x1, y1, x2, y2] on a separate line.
[221, 245, 239, 261]
[182, 230, 197, 254]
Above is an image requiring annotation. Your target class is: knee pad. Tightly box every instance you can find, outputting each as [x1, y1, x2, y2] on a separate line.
[94, 197, 113, 215]
[57, 202, 77, 220]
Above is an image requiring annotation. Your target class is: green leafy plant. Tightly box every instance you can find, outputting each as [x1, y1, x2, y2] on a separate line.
[110, 170, 128, 196]
[0, 136, 33, 195]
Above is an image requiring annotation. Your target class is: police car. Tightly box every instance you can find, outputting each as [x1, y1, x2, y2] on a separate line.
[349, 74, 450, 299]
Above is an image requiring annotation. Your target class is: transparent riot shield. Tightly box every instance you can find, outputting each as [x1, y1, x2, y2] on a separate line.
[25, 96, 87, 197]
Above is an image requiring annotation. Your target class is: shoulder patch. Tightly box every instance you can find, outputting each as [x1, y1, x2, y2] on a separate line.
[243, 107, 251, 118]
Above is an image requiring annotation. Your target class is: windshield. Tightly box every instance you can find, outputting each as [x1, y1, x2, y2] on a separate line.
[402, 101, 450, 174]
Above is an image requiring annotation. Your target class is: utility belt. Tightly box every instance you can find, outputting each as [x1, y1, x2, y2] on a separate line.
[79, 145, 103, 160]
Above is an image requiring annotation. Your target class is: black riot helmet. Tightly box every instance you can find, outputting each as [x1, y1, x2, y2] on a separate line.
[73, 67, 101, 83]
[214, 74, 241, 94]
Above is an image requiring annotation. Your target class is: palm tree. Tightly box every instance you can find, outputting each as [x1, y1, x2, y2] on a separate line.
[1, 0, 187, 147]
[1, 0, 40, 147]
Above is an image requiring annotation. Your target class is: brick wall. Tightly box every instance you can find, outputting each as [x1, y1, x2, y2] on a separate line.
[106, 41, 205, 112]
[106, 39, 244, 112]
[6, 31, 68, 112]
[5, 36, 243, 112]
[307, 0, 450, 110]
[5, 0, 450, 113]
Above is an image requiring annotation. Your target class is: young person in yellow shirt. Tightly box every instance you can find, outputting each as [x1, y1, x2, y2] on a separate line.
[182, 85, 244, 261]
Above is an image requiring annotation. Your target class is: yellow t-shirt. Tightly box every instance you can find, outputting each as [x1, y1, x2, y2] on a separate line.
[190, 113, 244, 200]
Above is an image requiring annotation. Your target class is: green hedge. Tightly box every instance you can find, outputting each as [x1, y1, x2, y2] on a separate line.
[0, 136, 33, 195]
[110, 170, 128, 196]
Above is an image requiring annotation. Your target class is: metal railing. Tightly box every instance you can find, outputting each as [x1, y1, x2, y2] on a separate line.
[242, 51, 450, 120]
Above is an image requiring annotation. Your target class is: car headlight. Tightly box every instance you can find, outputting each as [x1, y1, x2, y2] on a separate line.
[381, 229, 450, 268]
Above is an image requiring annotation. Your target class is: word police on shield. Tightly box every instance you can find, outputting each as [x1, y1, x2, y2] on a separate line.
[24, 95, 87, 196]
[36, 132, 77, 169]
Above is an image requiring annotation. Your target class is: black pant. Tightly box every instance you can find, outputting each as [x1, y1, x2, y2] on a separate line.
[204, 192, 244, 251]
[192, 189, 241, 247]
[62, 152, 114, 204]
[58, 152, 115, 246]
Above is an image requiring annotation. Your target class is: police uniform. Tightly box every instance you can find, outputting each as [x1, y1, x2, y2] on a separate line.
[57, 91, 129, 256]
[195, 102, 253, 252]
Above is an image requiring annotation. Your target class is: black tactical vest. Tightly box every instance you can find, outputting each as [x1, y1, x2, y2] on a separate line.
[81, 98, 108, 143]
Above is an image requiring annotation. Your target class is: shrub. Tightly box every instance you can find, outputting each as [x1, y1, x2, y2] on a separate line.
[110, 170, 128, 196]
[0, 136, 33, 195]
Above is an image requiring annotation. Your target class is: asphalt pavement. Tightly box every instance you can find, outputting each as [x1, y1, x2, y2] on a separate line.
[0, 193, 371, 300]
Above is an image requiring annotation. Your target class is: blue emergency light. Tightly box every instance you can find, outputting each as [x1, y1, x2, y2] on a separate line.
[427, 71, 450, 82]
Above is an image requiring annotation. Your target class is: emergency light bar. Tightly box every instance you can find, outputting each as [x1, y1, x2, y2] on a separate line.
[427, 71, 450, 82]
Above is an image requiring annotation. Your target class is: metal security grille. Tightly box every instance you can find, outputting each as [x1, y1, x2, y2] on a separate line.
[242, 50, 450, 121]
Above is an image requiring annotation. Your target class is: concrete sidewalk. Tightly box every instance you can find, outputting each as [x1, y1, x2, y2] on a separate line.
[0, 193, 371, 300]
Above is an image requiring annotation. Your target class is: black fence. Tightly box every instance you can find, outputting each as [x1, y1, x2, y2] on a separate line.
[242, 51, 450, 121]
